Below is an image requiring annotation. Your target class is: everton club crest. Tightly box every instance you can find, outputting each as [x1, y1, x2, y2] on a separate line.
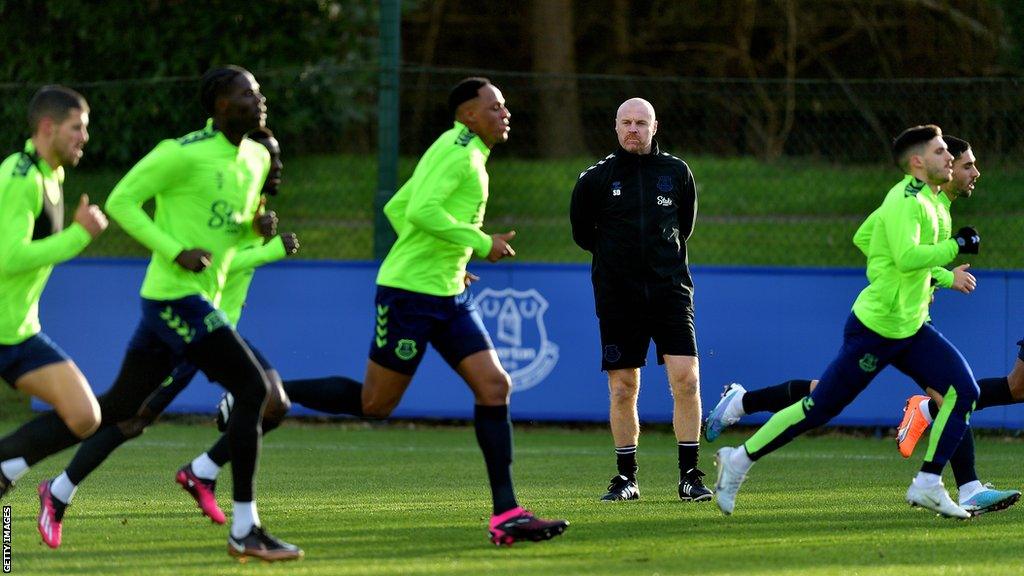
[474, 288, 560, 393]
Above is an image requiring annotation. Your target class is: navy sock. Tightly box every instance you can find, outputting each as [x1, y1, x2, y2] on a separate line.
[678, 442, 699, 476]
[927, 377, 1014, 419]
[66, 425, 129, 485]
[948, 426, 978, 488]
[188, 329, 268, 503]
[207, 434, 231, 467]
[474, 404, 519, 515]
[742, 379, 813, 414]
[977, 377, 1015, 410]
[207, 413, 283, 468]
[283, 376, 363, 416]
[921, 382, 975, 474]
[615, 445, 637, 480]
[0, 411, 80, 467]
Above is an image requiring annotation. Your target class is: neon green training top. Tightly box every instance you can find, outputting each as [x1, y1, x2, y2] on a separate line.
[853, 189, 955, 289]
[376, 122, 494, 297]
[931, 192, 956, 287]
[106, 120, 269, 304]
[0, 140, 92, 344]
[220, 234, 286, 326]
[851, 175, 960, 338]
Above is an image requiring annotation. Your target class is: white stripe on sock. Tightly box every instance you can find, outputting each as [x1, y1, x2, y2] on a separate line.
[919, 398, 934, 424]
[50, 472, 77, 504]
[0, 458, 28, 482]
[958, 480, 986, 502]
[190, 453, 221, 481]
[913, 471, 942, 487]
[231, 501, 260, 540]
[729, 446, 754, 473]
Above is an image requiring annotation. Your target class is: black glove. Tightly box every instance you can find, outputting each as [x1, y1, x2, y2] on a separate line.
[952, 226, 980, 254]
[255, 210, 278, 238]
[175, 248, 212, 272]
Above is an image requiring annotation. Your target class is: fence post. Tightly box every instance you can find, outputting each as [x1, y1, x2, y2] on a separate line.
[374, 0, 401, 260]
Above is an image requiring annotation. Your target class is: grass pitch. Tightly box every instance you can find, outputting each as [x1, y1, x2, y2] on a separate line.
[6, 420, 1023, 575]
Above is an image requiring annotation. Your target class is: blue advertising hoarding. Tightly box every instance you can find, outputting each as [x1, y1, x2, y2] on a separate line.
[33, 259, 1024, 429]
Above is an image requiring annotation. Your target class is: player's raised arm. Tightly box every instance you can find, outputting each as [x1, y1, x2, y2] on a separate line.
[0, 181, 93, 275]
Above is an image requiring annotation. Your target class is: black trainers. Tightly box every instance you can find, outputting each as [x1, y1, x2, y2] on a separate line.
[600, 474, 640, 502]
[679, 468, 714, 502]
[227, 525, 303, 562]
[488, 507, 568, 546]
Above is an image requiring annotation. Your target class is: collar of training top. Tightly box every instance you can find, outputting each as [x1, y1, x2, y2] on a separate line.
[22, 139, 55, 177]
[615, 139, 661, 159]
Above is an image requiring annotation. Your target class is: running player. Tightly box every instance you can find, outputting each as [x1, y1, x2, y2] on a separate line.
[35, 67, 302, 561]
[246, 77, 570, 546]
[704, 136, 1019, 515]
[40, 127, 300, 533]
[0, 86, 106, 503]
[713, 125, 981, 519]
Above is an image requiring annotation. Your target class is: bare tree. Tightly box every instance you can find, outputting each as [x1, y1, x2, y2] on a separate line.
[530, 0, 586, 157]
[408, 0, 448, 151]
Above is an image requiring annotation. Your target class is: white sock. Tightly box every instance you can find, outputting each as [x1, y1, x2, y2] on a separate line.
[0, 458, 28, 482]
[727, 391, 747, 419]
[958, 480, 986, 503]
[49, 472, 77, 504]
[231, 501, 260, 539]
[190, 453, 221, 481]
[729, 446, 754, 473]
[919, 398, 934, 424]
[913, 471, 942, 487]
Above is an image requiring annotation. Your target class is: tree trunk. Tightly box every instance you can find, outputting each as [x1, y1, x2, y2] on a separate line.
[408, 0, 447, 152]
[530, 0, 585, 157]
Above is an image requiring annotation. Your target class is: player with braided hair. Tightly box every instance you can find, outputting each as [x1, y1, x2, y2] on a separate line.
[32, 66, 302, 561]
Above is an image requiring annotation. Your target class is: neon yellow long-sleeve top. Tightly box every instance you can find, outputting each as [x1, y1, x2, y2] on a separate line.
[0, 141, 92, 344]
[854, 193, 955, 289]
[376, 122, 493, 297]
[219, 234, 286, 326]
[852, 175, 959, 338]
[106, 121, 268, 303]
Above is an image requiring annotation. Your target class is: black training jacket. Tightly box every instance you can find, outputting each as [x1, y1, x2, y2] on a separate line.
[569, 141, 698, 313]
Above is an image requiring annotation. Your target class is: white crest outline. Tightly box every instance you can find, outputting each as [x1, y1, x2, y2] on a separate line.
[474, 287, 560, 393]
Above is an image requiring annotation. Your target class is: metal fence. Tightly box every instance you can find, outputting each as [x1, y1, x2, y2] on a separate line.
[4, 67, 1023, 267]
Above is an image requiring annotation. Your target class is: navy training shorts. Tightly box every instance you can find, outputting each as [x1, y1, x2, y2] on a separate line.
[0, 332, 70, 387]
[369, 285, 493, 375]
[127, 295, 231, 359]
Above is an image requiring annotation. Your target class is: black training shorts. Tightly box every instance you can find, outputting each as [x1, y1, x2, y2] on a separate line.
[597, 286, 697, 371]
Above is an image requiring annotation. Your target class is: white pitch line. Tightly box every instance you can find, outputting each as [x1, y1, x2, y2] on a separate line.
[128, 439, 1008, 462]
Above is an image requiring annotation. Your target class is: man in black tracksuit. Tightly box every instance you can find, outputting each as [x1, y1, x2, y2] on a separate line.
[570, 97, 710, 503]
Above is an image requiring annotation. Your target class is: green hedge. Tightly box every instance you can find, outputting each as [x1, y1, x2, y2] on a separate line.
[0, 0, 380, 165]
